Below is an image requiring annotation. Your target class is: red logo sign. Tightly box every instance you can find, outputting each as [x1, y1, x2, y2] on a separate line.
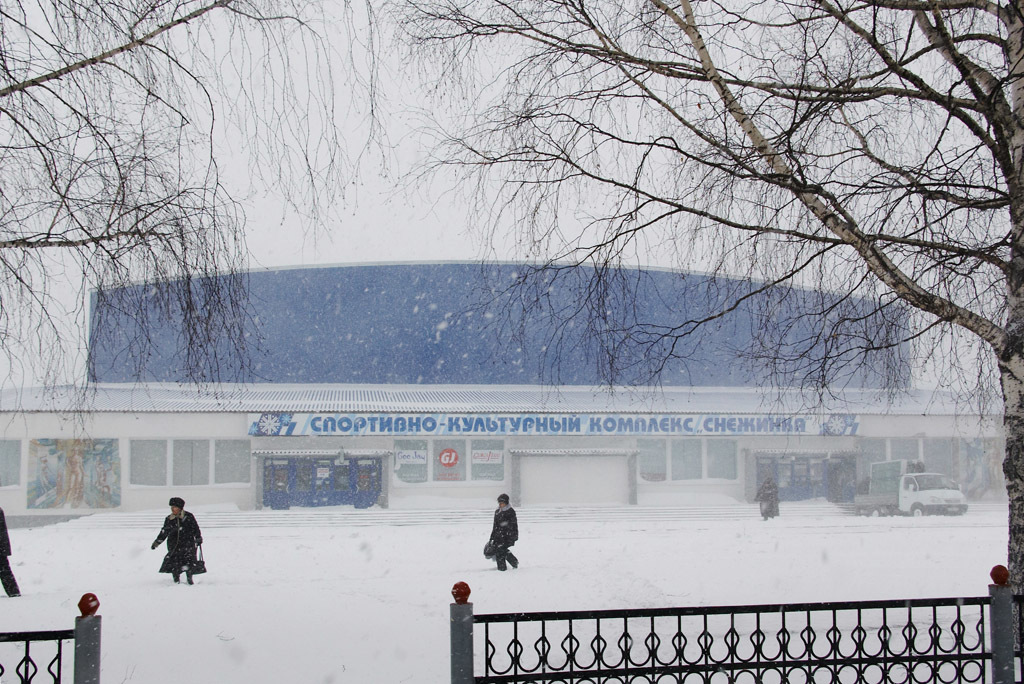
[439, 448, 460, 468]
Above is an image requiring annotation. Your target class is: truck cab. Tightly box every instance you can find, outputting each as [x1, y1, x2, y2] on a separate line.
[853, 459, 968, 516]
[899, 472, 968, 516]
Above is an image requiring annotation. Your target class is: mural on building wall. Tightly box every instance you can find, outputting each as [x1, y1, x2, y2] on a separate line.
[27, 439, 121, 509]
[961, 439, 1002, 500]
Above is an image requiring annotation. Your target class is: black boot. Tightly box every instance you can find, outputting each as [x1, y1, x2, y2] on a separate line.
[507, 552, 519, 569]
[186, 573, 194, 585]
[172, 574, 180, 584]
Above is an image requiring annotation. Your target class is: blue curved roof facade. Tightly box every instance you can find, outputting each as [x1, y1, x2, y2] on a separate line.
[87, 262, 906, 387]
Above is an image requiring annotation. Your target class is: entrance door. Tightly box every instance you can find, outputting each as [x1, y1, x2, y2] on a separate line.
[262, 455, 381, 509]
[263, 459, 291, 510]
[755, 453, 856, 502]
[291, 458, 335, 507]
[352, 459, 381, 509]
[757, 455, 823, 501]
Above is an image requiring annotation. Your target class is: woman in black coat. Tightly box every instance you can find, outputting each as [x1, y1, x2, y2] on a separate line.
[755, 476, 780, 520]
[151, 497, 203, 584]
[489, 493, 519, 571]
[0, 506, 20, 597]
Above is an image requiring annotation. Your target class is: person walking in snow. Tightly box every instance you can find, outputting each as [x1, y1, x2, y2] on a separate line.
[151, 497, 203, 584]
[756, 476, 780, 520]
[489, 493, 519, 571]
[0, 505, 21, 597]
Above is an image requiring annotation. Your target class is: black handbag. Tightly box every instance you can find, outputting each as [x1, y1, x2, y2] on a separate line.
[192, 545, 208, 575]
[483, 540, 496, 559]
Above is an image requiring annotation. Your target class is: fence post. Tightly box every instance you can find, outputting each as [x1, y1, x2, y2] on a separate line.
[451, 581, 474, 684]
[74, 593, 101, 684]
[989, 565, 1013, 684]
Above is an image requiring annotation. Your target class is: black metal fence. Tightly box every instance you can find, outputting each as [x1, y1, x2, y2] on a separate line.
[0, 594, 102, 684]
[475, 598, 989, 683]
[0, 630, 75, 684]
[450, 583, 1018, 684]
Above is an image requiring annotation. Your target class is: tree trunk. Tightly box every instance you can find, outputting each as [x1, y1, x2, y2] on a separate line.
[1002, 354, 1024, 590]
[1001, 1, 1024, 594]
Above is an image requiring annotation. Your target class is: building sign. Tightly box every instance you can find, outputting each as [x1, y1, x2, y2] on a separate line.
[438, 448, 460, 468]
[472, 449, 503, 464]
[249, 412, 859, 437]
[395, 448, 427, 465]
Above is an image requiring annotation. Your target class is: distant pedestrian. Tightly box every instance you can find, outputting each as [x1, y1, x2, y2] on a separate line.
[756, 476, 780, 520]
[151, 497, 203, 584]
[489, 493, 519, 571]
[0, 505, 21, 597]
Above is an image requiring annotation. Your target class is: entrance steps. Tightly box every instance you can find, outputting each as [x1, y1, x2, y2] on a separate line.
[51, 500, 1006, 530]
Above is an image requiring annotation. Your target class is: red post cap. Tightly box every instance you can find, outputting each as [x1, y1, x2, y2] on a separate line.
[78, 593, 100, 617]
[991, 565, 1010, 586]
[451, 581, 471, 605]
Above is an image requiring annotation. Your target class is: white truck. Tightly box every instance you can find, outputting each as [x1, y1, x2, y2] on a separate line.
[853, 459, 968, 517]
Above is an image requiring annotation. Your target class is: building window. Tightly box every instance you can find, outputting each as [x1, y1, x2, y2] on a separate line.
[433, 439, 466, 482]
[890, 438, 919, 462]
[706, 440, 738, 479]
[471, 440, 505, 481]
[959, 438, 1003, 499]
[0, 440, 19, 487]
[671, 440, 702, 480]
[923, 438, 953, 475]
[638, 439, 667, 482]
[214, 440, 251, 484]
[130, 440, 167, 486]
[861, 439, 886, 462]
[173, 440, 209, 486]
[394, 440, 428, 483]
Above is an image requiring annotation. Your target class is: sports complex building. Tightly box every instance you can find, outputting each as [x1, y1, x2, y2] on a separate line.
[0, 262, 1006, 518]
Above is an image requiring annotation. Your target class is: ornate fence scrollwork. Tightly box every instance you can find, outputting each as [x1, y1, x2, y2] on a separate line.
[475, 597, 990, 683]
[0, 630, 75, 684]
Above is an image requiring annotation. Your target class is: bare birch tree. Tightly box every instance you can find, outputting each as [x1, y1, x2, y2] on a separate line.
[0, 0, 359, 390]
[394, 0, 1024, 583]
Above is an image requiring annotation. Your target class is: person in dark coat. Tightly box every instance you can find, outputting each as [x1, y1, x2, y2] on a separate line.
[0, 506, 20, 597]
[489, 493, 519, 571]
[756, 476, 780, 520]
[151, 497, 203, 584]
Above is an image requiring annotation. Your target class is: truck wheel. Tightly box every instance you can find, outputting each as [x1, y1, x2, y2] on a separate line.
[911, 504, 925, 517]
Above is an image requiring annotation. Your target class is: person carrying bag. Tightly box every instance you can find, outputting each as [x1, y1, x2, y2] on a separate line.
[151, 497, 205, 584]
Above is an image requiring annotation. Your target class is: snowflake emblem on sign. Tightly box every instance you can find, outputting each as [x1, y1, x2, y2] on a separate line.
[257, 414, 282, 435]
[251, 413, 294, 436]
[820, 414, 858, 436]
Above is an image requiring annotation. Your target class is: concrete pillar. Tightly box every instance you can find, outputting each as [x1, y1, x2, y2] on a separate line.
[450, 582, 474, 684]
[989, 565, 1014, 684]
[74, 593, 101, 684]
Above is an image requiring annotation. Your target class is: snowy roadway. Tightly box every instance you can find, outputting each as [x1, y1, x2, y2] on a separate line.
[0, 503, 1010, 683]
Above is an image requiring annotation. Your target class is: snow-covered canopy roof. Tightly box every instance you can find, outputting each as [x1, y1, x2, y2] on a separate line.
[0, 383, 981, 416]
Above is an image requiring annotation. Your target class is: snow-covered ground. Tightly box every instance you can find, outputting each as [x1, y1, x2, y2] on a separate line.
[0, 503, 1010, 683]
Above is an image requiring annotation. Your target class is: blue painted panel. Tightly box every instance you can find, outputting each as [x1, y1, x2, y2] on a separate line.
[88, 263, 906, 387]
